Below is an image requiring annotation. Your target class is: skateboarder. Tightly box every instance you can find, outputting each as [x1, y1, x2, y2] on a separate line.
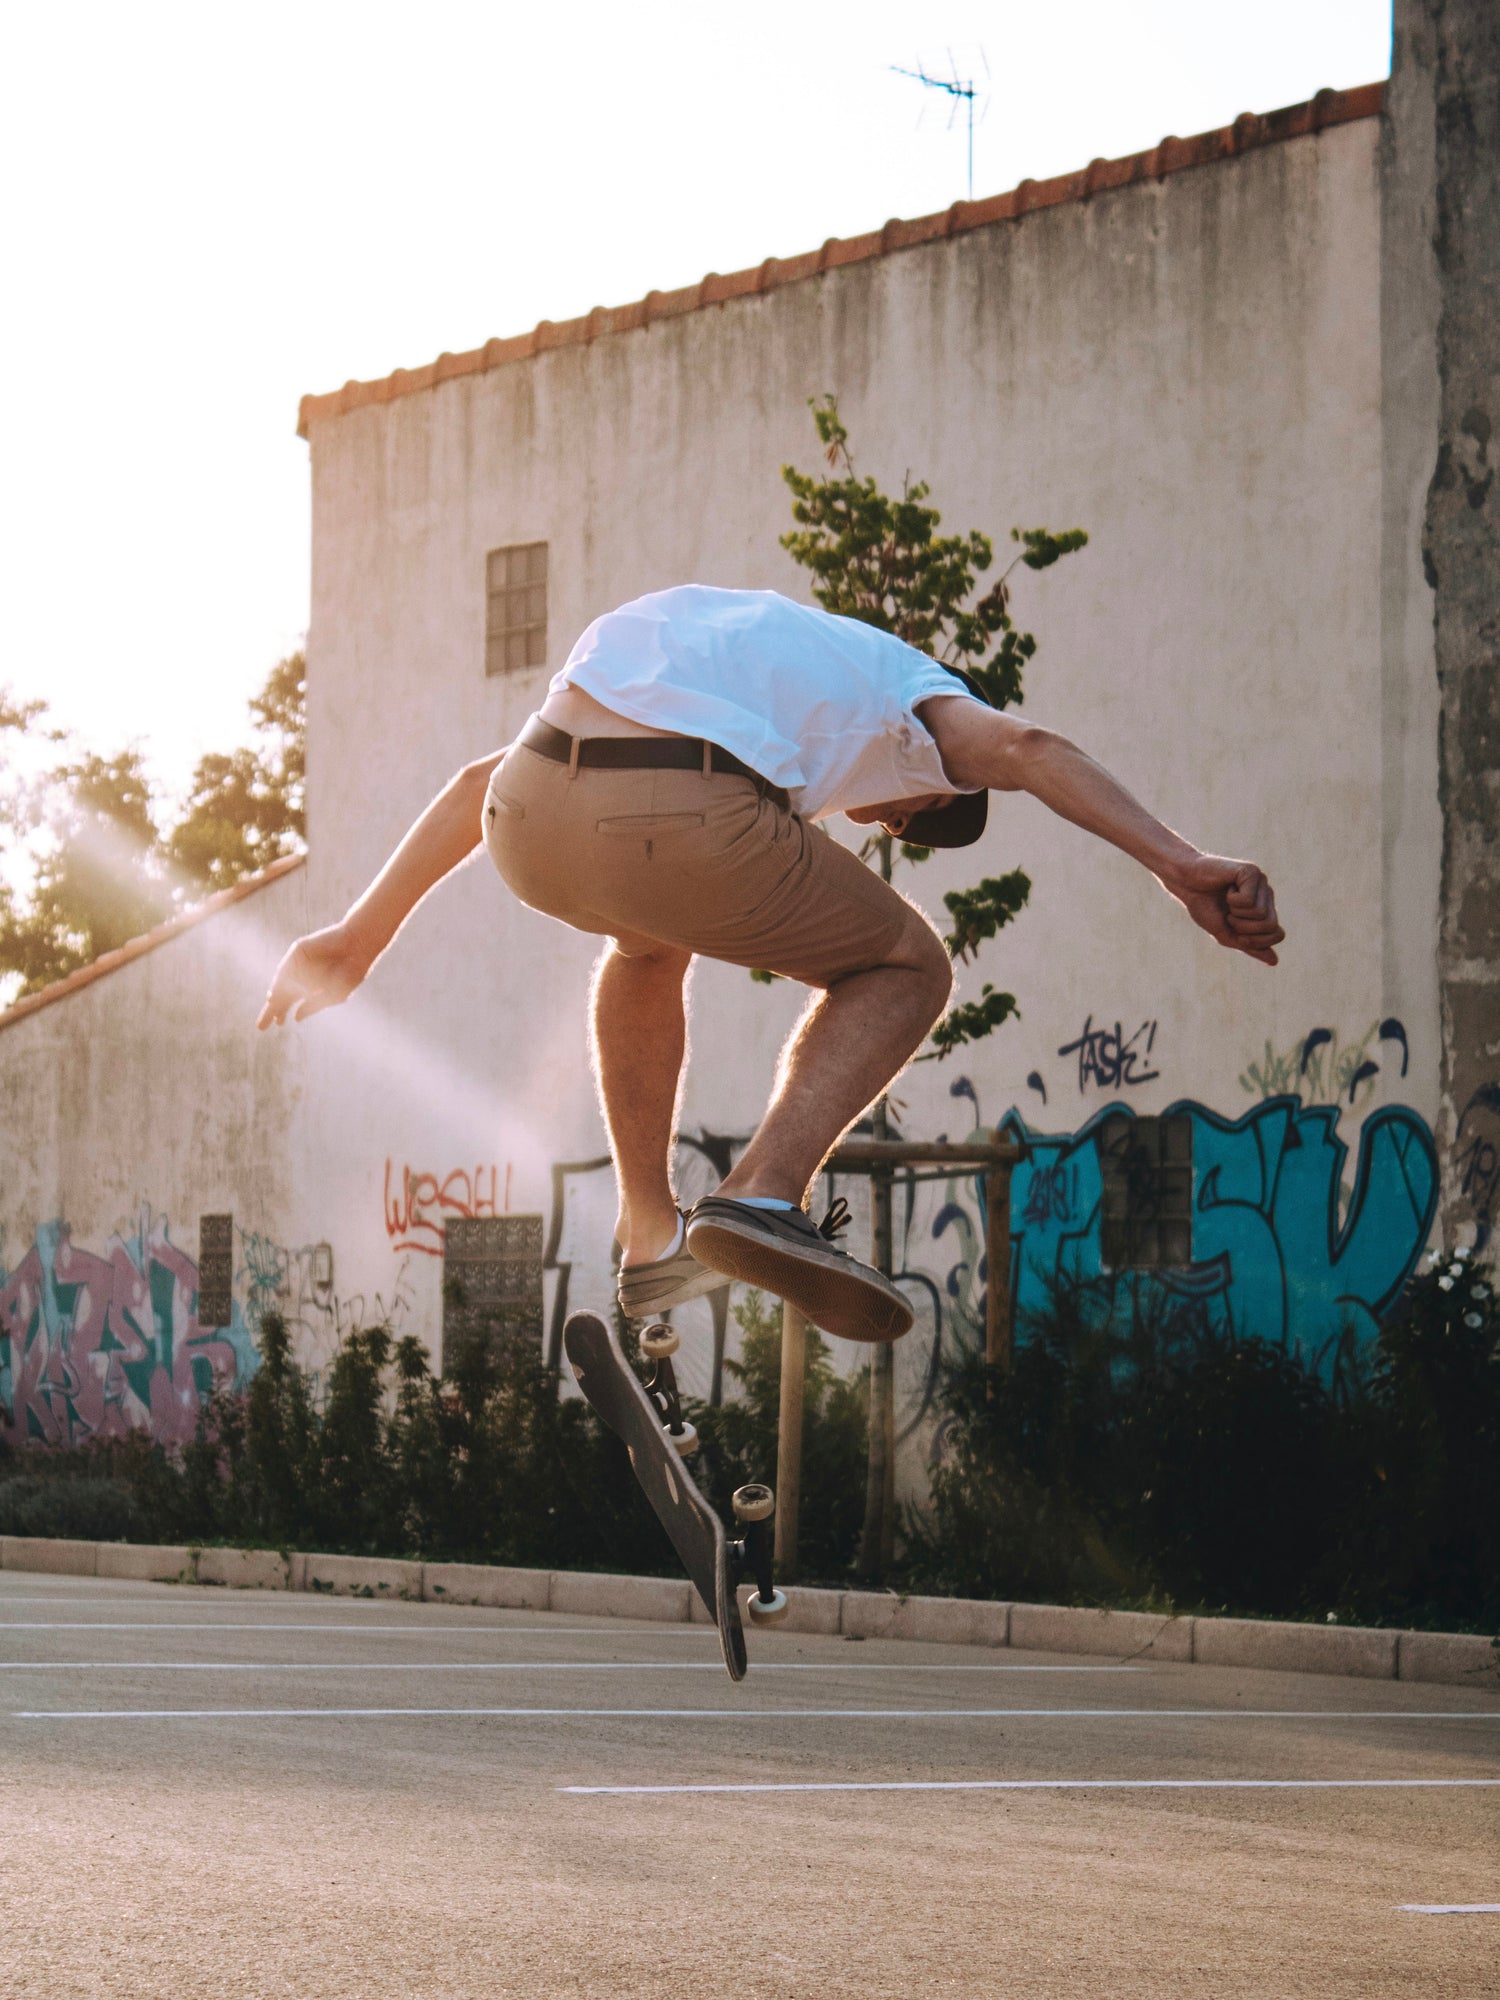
[258, 583, 1283, 1343]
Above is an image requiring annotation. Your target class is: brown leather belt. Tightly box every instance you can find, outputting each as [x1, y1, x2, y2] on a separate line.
[518, 714, 788, 807]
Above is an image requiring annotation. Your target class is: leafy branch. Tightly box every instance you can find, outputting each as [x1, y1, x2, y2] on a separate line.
[777, 396, 1086, 1058]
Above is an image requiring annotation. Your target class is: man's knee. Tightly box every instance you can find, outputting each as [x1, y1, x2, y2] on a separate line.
[886, 914, 956, 1011]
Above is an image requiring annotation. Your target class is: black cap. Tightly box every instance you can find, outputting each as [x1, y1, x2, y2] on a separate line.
[896, 665, 990, 849]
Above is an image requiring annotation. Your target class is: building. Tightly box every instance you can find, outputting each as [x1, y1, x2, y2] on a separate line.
[3, 5, 1495, 1487]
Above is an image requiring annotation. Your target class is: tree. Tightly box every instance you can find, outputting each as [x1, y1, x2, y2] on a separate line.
[778, 398, 1087, 1581]
[778, 395, 1087, 1057]
[167, 651, 306, 892]
[0, 745, 172, 996]
[0, 651, 308, 1003]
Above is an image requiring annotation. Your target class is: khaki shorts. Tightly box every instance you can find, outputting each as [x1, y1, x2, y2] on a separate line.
[482, 737, 940, 986]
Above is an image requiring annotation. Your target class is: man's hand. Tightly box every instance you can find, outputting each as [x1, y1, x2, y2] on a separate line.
[1165, 855, 1284, 966]
[257, 923, 374, 1028]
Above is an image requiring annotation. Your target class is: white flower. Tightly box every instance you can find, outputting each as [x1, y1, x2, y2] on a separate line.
[1456, 1246, 1471, 1261]
[1448, 1263, 1464, 1279]
[1464, 1312, 1484, 1328]
[1473, 1284, 1490, 1300]
[1438, 1276, 1455, 1291]
[1427, 1249, 1442, 1266]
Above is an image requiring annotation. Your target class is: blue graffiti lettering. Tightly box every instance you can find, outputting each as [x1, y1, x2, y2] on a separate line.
[998, 1096, 1438, 1382]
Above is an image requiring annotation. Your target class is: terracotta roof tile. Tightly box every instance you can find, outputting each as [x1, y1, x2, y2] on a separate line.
[297, 81, 1383, 439]
[0, 852, 306, 1035]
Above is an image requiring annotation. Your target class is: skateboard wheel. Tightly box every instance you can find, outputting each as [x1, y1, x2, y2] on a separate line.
[732, 1481, 775, 1523]
[640, 1325, 680, 1359]
[747, 1588, 789, 1626]
[669, 1420, 700, 1456]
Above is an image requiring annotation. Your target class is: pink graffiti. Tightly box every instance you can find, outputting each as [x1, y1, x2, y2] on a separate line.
[0, 1215, 242, 1448]
[383, 1160, 502, 1257]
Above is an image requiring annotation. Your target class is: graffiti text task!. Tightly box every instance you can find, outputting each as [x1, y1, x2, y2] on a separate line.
[1058, 1015, 1161, 1093]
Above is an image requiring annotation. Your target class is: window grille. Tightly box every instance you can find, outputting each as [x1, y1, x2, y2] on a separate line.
[197, 1214, 234, 1330]
[1096, 1114, 1193, 1270]
[443, 1214, 544, 1371]
[485, 541, 548, 675]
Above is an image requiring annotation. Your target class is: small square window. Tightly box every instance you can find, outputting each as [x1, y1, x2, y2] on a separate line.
[1096, 1114, 1193, 1271]
[485, 540, 548, 676]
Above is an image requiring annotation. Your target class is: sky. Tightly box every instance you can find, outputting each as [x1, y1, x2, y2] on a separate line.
[1, 0, 1392, 811]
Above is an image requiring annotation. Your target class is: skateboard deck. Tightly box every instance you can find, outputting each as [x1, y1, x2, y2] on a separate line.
[563, 1311, 748, 1681]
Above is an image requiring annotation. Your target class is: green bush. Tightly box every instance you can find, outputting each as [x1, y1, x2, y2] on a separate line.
[901, 1251, 1500, 1632]
[0, 1473, 142, 1542]
[689, 1290, 868, 1580]
[0, 1309, 678, 1574]
[4, 1251, 1494, 1634]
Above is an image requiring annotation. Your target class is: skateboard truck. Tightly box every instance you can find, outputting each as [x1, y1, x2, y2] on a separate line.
[731, 1482, 788, 1626]
[639, 1324, 699, 1456]
[637, 1324, 786, 1629]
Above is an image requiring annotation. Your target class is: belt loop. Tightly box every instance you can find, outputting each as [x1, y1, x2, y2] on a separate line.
[701, 739, 712, 781]
[567, 733, 581, 779]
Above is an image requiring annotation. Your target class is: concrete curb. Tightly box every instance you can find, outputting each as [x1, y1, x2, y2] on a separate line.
[2, 1537, 1495, 1688]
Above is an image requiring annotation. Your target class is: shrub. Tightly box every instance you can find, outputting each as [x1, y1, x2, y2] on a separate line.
[0, 1474, 142, 1542]
[690, 1289, 868, 1580]
[902, 1252, 1500, 1632]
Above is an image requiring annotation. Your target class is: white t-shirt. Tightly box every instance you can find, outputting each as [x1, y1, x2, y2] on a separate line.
[550, 584, 982, 820]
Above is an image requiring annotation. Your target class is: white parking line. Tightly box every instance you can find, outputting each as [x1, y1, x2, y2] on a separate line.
[7, 1703, 1120, 1719]
[4, 1678, 1494, 1718]
[16, 1704, 1500, 1721]
[564, 1778, 1500, 1796]
[1398, 1904, 1500, 1913]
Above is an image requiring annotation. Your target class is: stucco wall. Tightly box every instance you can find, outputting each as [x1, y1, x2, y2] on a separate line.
[0, 865, 310, 1443]
[297, 110, 1437, 1392]
[1, 101, 1451, 1470]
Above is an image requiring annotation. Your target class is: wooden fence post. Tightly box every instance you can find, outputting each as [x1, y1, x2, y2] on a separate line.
[985, 1161, 1013, 1377]
[775, 1301, 807, 1580]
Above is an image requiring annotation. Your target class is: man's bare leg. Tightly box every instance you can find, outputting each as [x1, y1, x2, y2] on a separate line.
[719, 933, 953, 1206]
[589, 938, 694, 1266]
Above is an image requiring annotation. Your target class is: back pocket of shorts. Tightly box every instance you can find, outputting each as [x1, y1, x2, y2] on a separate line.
[594, 812, 706, 835]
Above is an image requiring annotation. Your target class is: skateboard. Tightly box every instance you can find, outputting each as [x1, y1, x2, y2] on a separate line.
[562, 1311, 787, 1682]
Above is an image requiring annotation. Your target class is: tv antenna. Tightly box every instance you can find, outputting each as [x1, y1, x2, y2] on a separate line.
[891, 48, 990, 201]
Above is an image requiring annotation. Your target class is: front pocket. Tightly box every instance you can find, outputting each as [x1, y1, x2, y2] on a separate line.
[594, 811, 707, 835]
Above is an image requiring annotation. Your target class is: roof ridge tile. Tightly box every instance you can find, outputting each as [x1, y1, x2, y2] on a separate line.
[297, 80, 1384, 438]
[0, 853, 307, 1035]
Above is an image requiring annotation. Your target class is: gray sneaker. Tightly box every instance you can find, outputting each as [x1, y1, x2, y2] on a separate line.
[684, 1195, 913, 1344]
[616, 1213, 730, 1320]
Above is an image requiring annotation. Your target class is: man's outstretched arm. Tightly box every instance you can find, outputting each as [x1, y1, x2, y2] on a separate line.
[923, 696, 1285, 967]
[257, 751, 506, 1028]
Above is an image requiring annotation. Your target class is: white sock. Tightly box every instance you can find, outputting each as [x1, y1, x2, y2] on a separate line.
[657, 1212, 686, 1260]
[731, 1196, 797, 1211]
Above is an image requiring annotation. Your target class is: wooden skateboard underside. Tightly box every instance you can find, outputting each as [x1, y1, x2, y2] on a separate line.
[563, 1311, 747, 1681]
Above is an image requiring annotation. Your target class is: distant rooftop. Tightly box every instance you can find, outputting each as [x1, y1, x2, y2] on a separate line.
[298, 80, 1383, 440]
[0, 854, 305, 1034]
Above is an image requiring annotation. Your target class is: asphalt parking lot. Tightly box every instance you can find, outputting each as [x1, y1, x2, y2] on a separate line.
[1, 1571, 1496, 1999]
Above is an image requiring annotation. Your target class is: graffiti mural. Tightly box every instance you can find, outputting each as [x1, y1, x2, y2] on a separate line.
[0, 1209, 258, 1448]
[1238, 1019, 1409, 1109]
[383, 1160, 505, 1257]
[239, 1227, 415, 1391]
[1455, 1082, 1500, 1251]
[996, 1095, 1439, 1381]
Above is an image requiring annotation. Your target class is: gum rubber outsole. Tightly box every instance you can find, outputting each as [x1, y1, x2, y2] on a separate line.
[685, 1219, 913, 1344]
